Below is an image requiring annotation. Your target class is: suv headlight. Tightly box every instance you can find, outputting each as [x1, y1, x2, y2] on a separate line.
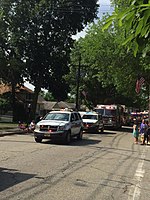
[35, 124, 40, 130]
[58, 124, 67, 131]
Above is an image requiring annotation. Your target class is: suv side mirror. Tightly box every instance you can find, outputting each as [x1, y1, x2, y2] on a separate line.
[71, 117, 75, 122]
[98, 115, 102, 120]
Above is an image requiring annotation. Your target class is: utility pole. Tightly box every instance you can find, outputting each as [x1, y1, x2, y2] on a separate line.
[148, 83, 150, 122]
[75, 53, 81, 111]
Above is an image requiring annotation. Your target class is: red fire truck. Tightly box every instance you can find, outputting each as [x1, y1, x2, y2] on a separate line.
[94, 104, 124, 129]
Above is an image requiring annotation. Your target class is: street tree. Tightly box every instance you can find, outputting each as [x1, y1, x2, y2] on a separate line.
[67, 19, 149, 109]
[104, 0, 150, 57]
[40, 91, 55, 101]
[1, 0, 98, 120]
[103, 0, 150, 116]
[0, 5, 25, 121]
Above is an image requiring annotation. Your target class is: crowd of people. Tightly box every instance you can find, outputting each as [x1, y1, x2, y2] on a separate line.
[18, 120, 35, 132]
[18, 116, 42, 133]
[132, 119, 150, 145]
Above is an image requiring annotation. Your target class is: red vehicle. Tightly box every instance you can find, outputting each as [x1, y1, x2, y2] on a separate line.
[94, 104, 124, 129]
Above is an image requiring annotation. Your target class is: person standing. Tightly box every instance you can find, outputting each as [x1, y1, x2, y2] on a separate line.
[145, 121, 150, 144]
[140, 119, 147, 145]
[132, 120, 139, 144]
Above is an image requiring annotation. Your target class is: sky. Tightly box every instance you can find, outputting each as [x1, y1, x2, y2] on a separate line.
[25, 0, 112, 91]
[72, 0, 113, 39]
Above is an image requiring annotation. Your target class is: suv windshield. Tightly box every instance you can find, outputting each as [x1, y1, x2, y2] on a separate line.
[44, 113, 69, 121]
[104, 109, 116, 116]
[94, 109, 116, 116]
[94, 109, 104, 115]
[82, 115, 98, 120]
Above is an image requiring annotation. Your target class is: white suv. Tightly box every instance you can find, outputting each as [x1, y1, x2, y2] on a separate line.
[82, 112, 104, 133]
[34, 110, 83, 144]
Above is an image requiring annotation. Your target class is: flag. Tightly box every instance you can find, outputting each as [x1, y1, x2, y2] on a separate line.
[135, 77, 145, 93]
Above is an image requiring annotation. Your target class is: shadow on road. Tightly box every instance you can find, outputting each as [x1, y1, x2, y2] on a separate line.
[0, 167, 35, 192]
[100, 131, 116, 135]
[42, 137, 101, 146]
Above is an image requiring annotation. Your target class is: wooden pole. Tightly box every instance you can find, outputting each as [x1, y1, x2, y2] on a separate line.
[148, 84, 150, 122]
[75, 54, 81, 111]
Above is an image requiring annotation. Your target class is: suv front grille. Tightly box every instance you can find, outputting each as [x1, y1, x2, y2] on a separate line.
[40, 125, 58, 132]
[83, 123, 93, 127]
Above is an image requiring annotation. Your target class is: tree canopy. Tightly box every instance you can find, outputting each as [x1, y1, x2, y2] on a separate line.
[0, 0, 98, 119]
[66, 18, 149, 109]
[104, 0, 150, 57]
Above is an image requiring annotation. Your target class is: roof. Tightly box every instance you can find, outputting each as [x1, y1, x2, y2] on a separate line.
[0, 84, 11, 95]
[42, 101, 57, 110]
[41, 101, 76, 111]
[0, 83, 34, 95]
[37, 95, 45, 103]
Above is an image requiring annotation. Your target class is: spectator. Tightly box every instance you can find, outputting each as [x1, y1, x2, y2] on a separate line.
[28, 120, 35, 132]
[132, 119, 139, 144]
[145, 121, 150, 145]
[140, 119, 148, 145]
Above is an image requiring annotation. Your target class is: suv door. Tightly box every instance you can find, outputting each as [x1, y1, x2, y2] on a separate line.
[98, 114, 103, 129]
[70, 113, 77, 135]
[74, 112, 82, 134]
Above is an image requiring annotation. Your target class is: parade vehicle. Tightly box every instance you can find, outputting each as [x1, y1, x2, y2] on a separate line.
[34, 109, 83, 144]
[82, 111, 104, 133]
[94, 104, 124, 129]
[130, 111, 149, 124]
[130, 112, 142, 124]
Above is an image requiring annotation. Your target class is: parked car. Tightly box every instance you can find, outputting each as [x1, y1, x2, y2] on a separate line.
[82, 112, 104, 133]
[34, 109, 83, 144]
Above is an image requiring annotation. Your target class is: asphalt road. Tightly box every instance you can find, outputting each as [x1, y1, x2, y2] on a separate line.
[0, 127, 150, 200]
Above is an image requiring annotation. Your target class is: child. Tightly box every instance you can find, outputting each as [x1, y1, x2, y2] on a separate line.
[132, 120, 139, 144]
[28, 120, 35, 132]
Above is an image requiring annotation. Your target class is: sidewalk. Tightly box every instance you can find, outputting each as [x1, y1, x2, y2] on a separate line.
[0, 128, 27, 137]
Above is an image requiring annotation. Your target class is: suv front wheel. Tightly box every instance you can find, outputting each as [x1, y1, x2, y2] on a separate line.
[77, 129, 83, 140]
[64, 131, 71, 144]
[35, 137, 42, 143]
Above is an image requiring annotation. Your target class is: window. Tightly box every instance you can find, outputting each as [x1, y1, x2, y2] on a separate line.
[82, 115, 98, 120]
[71, 113, 75, 122]
[94, 109, 104, 115]
[77, 113, 82, 120]
[104, 109, 116, 116]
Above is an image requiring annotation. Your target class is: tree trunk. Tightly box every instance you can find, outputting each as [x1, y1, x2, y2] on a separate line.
[30, 82, 41, 121]
[148, 83, 150, 122]
[11, 82, 16, 122]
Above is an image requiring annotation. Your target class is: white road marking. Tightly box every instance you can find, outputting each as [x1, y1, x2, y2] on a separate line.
[128, 148, 146, 200]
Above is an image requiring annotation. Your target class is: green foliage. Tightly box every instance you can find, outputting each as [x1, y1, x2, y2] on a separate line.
[1, 0, 98, 118]
[103, 0, 150, 57]
[0, 97, 10, 114]
[67, 18, 149, 109]
[40, 91, 55, 101]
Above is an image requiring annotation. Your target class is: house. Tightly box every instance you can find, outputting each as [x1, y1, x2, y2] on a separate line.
[0, 83, 76, 121]
[40, 101, 76, 116]
[0, 83, 45, 121]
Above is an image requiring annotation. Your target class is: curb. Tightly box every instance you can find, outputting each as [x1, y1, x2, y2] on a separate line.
[0, 129, 28, 137]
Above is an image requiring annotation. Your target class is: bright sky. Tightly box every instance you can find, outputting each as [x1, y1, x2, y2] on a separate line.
[72, 0, 112, 39]
[25, 0, 112, 91]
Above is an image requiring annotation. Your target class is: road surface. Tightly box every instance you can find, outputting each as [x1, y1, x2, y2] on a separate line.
[0, 127, 150, 200]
